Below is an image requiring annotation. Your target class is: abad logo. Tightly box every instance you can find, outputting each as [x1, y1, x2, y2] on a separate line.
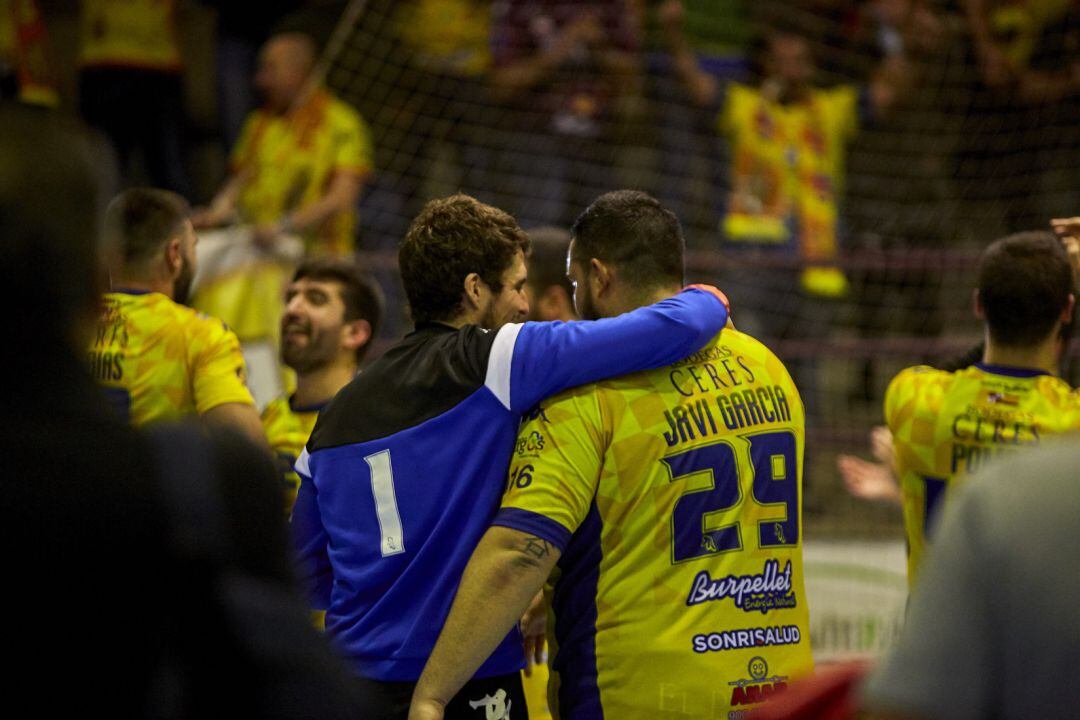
[469, 689, 511, 720]
[728, 657, 788, 707]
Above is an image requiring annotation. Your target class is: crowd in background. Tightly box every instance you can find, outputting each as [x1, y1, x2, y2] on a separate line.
[4, 0, 1080, 512]
[5, 1, 1079, 248]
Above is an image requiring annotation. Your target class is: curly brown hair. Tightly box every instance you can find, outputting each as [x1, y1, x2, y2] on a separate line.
[399, 194, 531, 324]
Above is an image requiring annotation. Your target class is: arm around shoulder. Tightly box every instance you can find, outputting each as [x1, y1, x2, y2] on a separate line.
[495, 286, 729, 413]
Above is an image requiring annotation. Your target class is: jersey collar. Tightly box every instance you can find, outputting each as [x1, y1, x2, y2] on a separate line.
[410, 321, 459, 335]
[973, 362, 1051, 379]
[288, 395, 329, 414]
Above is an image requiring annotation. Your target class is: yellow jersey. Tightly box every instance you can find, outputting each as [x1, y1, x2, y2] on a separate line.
[886, 363, 1080, 585]
[88, 290, 254, 427]
[395, 0, 491, 76]
[261, 394, 322, 514]
[230, 88, 374, 257]
[720, 83, 860, 296]
[79, 0, 181, 71]
[495, 328, 813, 719]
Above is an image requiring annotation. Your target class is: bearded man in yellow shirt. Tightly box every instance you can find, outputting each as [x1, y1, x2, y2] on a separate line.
[91, 188, 267, 450]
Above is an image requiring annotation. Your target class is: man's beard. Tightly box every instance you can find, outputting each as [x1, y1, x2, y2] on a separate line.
[478, 300, 500, 331]
[577, 288, 601, 321]
[282, 327, 337, 375]
[173, 255, 194, 306]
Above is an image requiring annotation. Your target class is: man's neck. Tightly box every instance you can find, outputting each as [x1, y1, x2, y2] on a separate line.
[606, 284, 683, 317]
[293, 360, 357, 409]
[440, 309, 482, 330]
[112, 275, 172, 298]
[982, 332, 1060, 375]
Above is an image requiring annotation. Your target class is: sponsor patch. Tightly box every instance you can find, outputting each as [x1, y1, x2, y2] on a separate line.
[692, 625, 802, 653]
[728, 657, 788, 708]
[686, 559, 797, 613]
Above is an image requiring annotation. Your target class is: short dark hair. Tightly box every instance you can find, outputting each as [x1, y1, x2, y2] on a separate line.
[570, 190, 684, 289]
[978, 231, 1073, 347]
[104, 188, 190, 266]
[526, 226, 573, 298]
[399, 194, 531, 324]
[0, 104, 106, 344]
[293, 257, 384, 363]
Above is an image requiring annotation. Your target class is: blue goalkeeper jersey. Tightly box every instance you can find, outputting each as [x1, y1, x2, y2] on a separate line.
[291, 288, 729, 681]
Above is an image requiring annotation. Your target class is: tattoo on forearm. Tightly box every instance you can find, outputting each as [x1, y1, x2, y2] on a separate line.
[521, 536, 552, 561]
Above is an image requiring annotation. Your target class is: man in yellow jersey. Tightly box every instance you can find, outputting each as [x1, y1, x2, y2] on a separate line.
[194, 31, 373, 257]
[263, 257, 382, 514]
[89, 188, 267, 448]
[411, 191, 812, 720]
[885, 230, 1080, 586]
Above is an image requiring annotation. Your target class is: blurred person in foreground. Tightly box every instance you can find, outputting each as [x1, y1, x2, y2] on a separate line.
[194, 30, 373, 257]
[292, 193, 730, 718]
[262, 257, 382, 514]
[0, 101, 375, 718]
[91, 188, 268, 449]
[862, 442, 1080, 719]
[880, 231, 1080, 587]
[410, 191, 811, 720]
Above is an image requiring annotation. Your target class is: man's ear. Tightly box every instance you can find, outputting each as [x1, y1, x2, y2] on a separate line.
[462, 272, 484, 311]
[165, 237, 183, 278]
[973, 288, 985, 320]
[342, 318, 372, 354]
[1063, 293, 1076, 323]
[589, 258, 612, 298]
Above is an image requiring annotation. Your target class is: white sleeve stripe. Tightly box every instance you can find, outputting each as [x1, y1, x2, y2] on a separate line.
[295, 447, 312, 478]
[484, 322, 523, 411]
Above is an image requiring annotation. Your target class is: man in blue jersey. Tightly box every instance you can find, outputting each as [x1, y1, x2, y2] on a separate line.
[292, 193, 730, 718]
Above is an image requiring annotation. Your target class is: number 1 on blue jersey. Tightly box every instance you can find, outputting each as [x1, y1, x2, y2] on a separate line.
[364, 450, 406, 556]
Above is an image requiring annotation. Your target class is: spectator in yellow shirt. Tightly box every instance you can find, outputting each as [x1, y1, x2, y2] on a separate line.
[194, 31, 374, 257]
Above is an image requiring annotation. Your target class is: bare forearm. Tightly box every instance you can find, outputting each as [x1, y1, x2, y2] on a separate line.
[492, 52, 567, 100]
[662, 27, 716, 106]
[211, 175, 243, 214]
[412, 528, 558, 710]
[960, 0, 994, 46]
[1019, 68, 1080, 104]
[285, 172, 364, 234]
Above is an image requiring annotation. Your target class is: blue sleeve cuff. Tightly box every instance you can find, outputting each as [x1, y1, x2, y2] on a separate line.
[492, 508, 572, 552]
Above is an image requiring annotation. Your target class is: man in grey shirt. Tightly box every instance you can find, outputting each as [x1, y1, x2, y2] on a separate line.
[863, 441, 1080, 719]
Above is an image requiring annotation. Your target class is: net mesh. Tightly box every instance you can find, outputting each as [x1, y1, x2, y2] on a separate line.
[318, 0, 1080, 555]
